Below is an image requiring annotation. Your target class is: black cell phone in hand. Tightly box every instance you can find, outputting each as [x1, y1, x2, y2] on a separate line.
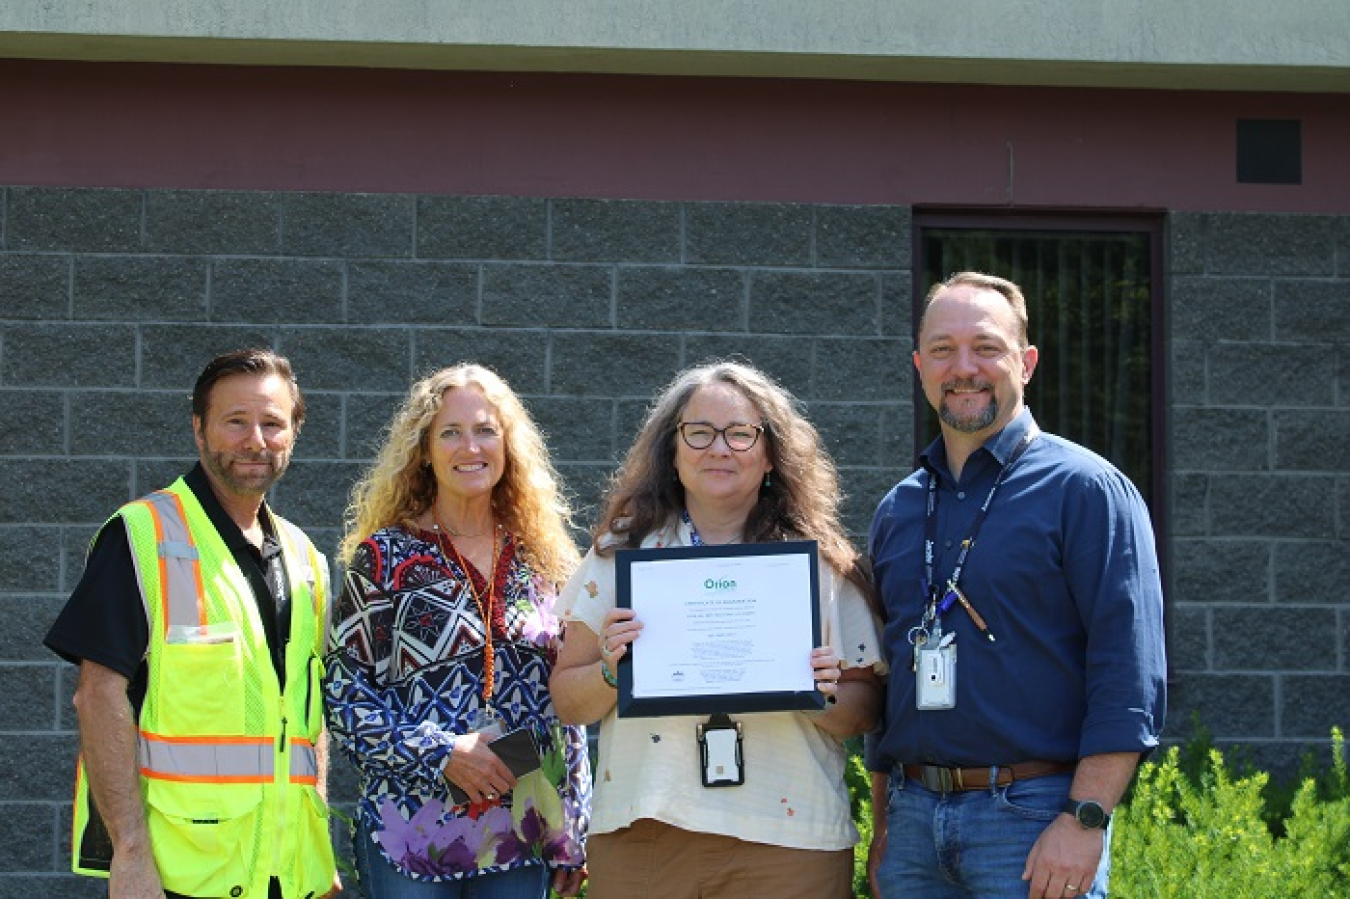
[447, 726, 542, 806]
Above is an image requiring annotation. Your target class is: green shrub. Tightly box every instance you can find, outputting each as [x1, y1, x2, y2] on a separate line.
[845, 742, 875, 897]
[1110, 728, 1350, 898]
[849, 728, 1350, 899]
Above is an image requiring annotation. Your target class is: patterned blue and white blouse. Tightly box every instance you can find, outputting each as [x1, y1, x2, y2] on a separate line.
[323, 525, 590, 881]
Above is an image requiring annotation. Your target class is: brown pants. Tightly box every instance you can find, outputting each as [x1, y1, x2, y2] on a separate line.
[586, 817, 854, 899]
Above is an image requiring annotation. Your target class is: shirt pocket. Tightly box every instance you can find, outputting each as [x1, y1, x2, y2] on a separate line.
[144, 782, 261, 898]
[294, 787, 336, 894]
[156, 634, 247, 735]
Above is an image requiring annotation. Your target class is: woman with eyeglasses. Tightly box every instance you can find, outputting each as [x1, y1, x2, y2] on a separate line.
[549, 361, 886, 899]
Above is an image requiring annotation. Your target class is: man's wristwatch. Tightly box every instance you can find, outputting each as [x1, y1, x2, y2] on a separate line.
[1062, 798, 1111, 829]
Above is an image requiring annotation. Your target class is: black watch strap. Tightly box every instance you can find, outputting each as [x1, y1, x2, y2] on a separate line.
[1062, 798, 1111, 829]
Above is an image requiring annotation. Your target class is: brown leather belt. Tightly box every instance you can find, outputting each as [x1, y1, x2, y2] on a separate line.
[902, 760, 1075, 793]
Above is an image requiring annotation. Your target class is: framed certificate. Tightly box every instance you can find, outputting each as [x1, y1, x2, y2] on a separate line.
[614, 540, 823, 717]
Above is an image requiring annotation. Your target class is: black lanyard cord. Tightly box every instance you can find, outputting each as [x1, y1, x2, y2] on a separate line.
[922, 427, 1038, 624]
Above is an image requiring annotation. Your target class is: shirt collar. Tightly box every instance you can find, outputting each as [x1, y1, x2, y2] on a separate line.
[920, 408, 1039, 479]
[183, 463, 278, 555]
[984, 408, 1038, 466]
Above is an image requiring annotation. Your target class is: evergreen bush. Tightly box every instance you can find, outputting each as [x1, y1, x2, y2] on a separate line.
[849, 728, 1350, 899]
[1111, 728, 1350, 898]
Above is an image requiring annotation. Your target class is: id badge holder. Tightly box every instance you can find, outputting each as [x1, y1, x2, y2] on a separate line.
[697, 713, 744, 788]
[915, 638, 957, 710]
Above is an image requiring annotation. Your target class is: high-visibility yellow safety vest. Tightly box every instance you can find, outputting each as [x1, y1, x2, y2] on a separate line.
[70, 478, 337, 899]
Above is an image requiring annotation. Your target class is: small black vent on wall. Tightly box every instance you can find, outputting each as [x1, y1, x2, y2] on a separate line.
[1236, 119, 1302, 185]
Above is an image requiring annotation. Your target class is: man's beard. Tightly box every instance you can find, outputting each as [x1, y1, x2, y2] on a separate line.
[938, 380, 998, 433]
[200, 438, 288, 498]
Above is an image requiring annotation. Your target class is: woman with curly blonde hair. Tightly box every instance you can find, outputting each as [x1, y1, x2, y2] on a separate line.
[339, 365, 577, 584]
[550, 360, 885, 899]
[325, 364, 589, 899]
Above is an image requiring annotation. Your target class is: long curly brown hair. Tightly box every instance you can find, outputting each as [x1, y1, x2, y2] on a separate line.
[595, 361, 874, 602]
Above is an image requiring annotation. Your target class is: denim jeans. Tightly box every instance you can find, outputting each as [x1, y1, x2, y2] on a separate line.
[354, 821, 549, 899]
[875, 770, 1110, 899]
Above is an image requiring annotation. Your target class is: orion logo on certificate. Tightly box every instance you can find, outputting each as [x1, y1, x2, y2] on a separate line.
[614, 541, 824, 717]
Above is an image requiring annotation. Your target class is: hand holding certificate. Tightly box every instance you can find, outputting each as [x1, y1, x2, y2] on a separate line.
[614, 540, 824, 717]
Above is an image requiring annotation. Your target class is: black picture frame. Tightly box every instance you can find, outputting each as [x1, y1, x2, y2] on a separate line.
[614, 540, 824, 717]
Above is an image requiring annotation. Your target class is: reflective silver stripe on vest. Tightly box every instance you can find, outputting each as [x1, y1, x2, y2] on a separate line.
[274, 517, 321, 616]
[140, 490, 204, 631]
[139, 735, 319, 783]
[290, 741, 318, 781]
[139, 735, 273, 782]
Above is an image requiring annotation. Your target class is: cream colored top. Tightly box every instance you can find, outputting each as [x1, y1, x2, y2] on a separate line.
[560, 517, 887, 851]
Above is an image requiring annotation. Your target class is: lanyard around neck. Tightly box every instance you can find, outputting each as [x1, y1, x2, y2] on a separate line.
[922, 427, 1038, 619]
[433, 525, 504, 704]
[683, 510, 704, 546]
[682, 509, 742, 547]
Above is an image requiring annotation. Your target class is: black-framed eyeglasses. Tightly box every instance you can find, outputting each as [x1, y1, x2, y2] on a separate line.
[677, 421, 765, 452]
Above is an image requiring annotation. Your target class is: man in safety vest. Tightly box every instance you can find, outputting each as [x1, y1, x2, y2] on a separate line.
[46, 348, 340, 899]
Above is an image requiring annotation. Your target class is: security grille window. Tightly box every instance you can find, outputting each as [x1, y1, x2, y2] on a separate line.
[916, 216, 1162, 508]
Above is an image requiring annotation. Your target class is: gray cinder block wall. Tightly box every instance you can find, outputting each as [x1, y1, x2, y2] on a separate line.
[1165, 212, 1350, 774]
[1, 187, 1347, 893]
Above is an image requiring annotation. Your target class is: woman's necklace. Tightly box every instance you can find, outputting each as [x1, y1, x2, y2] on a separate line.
[431, 516, 503, 706]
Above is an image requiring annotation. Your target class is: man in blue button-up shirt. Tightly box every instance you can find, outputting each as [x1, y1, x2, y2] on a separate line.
[868, 272, 1166, 899]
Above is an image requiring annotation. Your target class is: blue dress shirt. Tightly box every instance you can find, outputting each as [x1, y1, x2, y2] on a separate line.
[869, 410, 1166, 769]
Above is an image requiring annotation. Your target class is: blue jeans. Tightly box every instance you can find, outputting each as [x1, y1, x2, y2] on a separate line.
[875, 770, 1110, 899]
[354, 822, 549, 899]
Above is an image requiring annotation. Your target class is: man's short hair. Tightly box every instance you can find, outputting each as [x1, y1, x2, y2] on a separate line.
[191, 349, 306, 432]
[920, 271, 1031, 349]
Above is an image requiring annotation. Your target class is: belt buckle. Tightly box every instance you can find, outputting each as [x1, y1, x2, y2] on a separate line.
[921, 765, 954, 793]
